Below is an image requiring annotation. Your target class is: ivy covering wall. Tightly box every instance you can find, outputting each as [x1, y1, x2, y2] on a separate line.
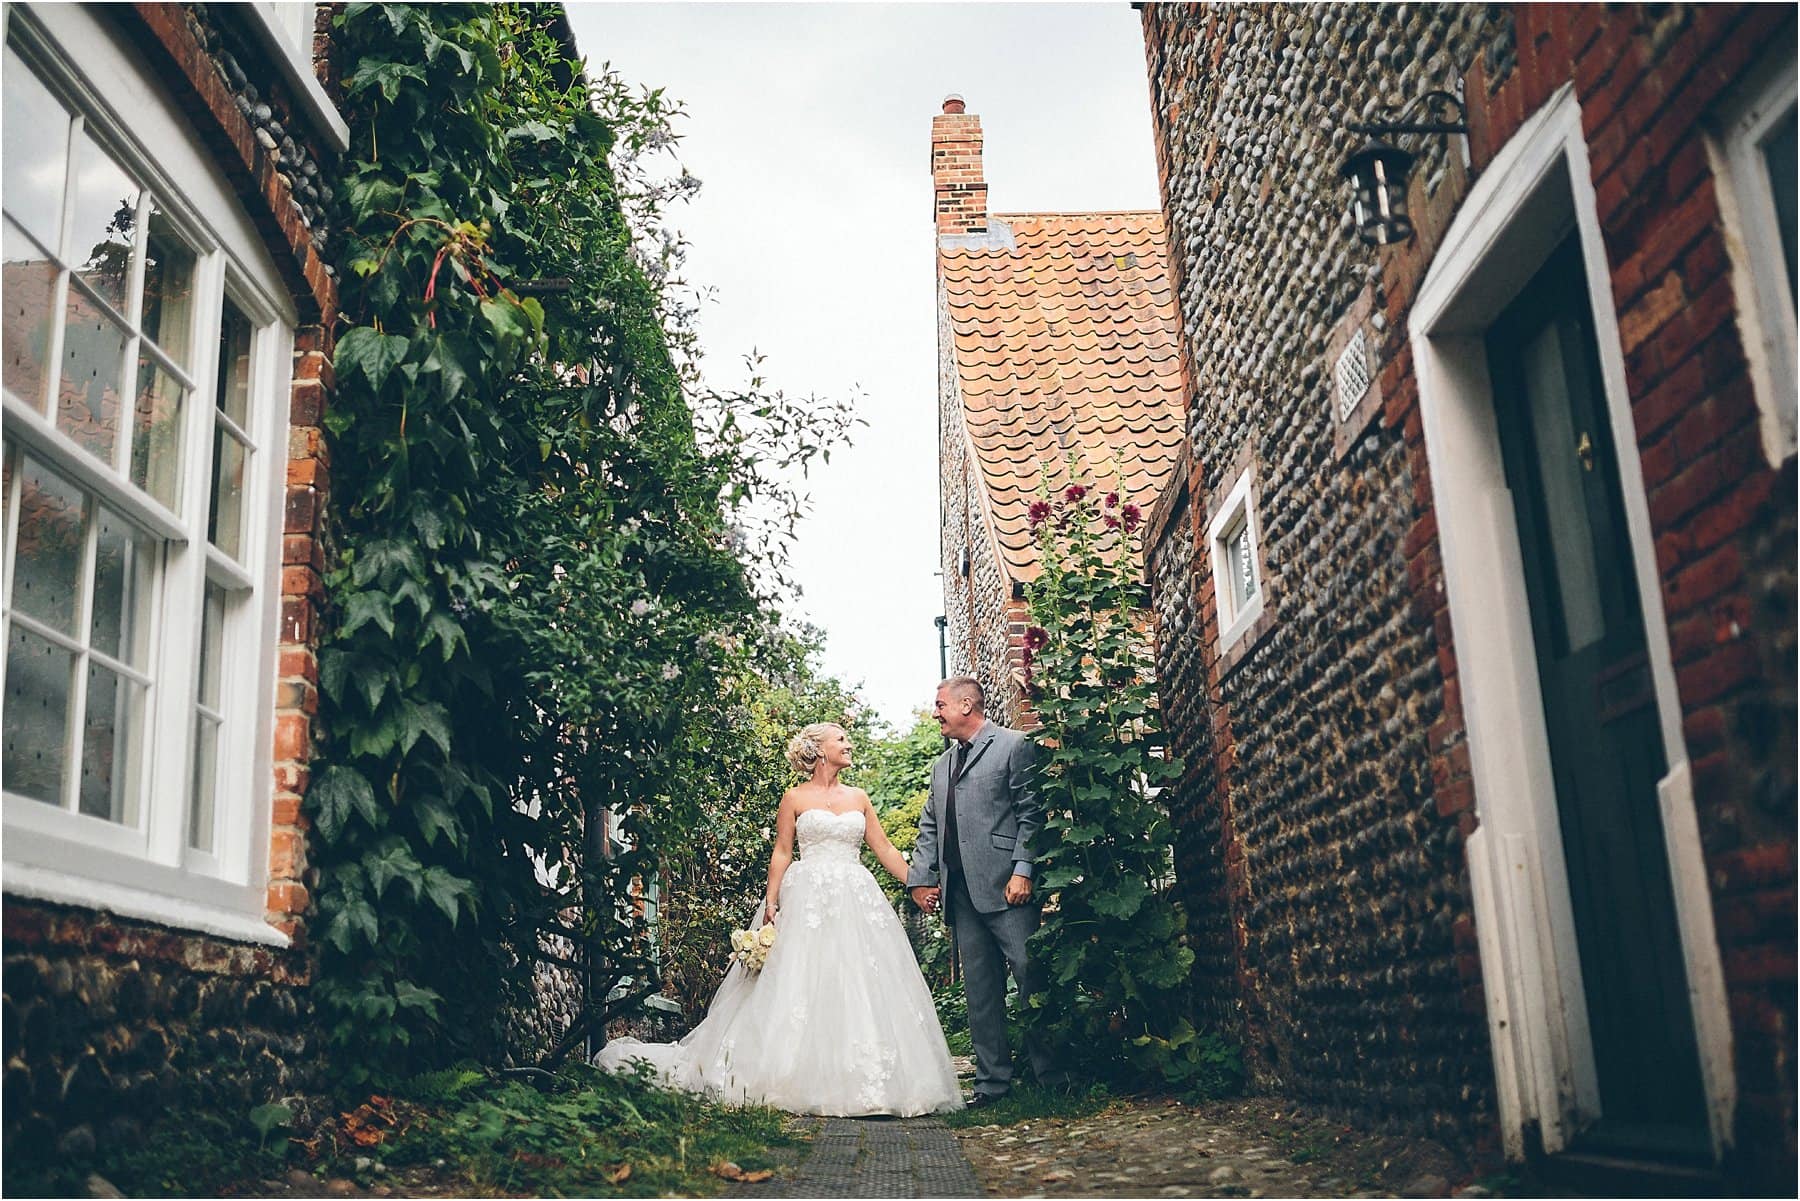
[314, 3, 851, 1083]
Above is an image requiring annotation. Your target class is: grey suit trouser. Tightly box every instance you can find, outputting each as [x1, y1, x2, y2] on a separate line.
[947, 878, 1063, 1096]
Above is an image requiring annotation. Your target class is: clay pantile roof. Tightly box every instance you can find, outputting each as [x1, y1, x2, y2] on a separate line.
[941, 211, 1185, 583]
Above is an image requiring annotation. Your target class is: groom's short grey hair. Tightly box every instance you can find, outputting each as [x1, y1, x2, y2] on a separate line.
[939, 675, 985, 712]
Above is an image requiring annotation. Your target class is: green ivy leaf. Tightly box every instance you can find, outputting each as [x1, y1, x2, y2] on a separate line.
[398, 699, 453, 758]
[336, 327, 411, 393]
[420, 866, 474, 926]
[310, 766, 381, 840]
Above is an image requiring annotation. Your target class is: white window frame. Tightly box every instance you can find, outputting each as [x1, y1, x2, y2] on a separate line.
[1205, 463, 1265, 651]
[1707, 48, 1798, 465]
[2, 5, 295, 946]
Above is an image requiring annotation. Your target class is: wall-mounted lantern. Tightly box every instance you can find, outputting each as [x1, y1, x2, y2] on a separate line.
[1340, 88, 1468, 246]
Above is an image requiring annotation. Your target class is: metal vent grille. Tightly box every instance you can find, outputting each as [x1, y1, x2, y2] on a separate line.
[1335, 328, 1371, 421]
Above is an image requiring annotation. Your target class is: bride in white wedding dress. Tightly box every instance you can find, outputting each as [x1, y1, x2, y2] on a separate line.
[596, 723, 964, 1117]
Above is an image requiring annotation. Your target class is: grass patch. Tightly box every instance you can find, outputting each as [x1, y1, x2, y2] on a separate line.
[941, 1081, 1114, 1129]
[376, 1063, 799, 1196]
[4, 1109, 289, 1198]
[4, 1064, 804, 1199]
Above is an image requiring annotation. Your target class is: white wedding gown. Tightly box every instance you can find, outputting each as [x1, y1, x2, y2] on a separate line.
[595, 808, 964, 1116]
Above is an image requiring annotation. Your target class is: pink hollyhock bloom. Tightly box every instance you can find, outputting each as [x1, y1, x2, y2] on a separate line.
[1028, 499, 1054, 528]
[1122, 503, 1143, 532]
[1103, 514, 1121, 530]
[1064, 483, 1088, 503]
[1104, 491, 1120, 509]
[1025, 626, 1049, 650]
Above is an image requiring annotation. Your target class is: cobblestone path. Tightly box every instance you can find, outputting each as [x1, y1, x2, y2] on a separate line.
[952, 1095, 1490, 1199]
[756, 1115, 982, 1198]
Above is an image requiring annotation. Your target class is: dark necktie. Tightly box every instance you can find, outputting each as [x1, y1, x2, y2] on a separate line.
[945, 741, 970, 892]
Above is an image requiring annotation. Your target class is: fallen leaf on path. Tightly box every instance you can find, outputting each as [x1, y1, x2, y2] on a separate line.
[1041, 1168, 1076, 1183]
[711, 1161, 744, 1180]
[740, 1169, 774, 1183]
[606, 1164, 631, 1184]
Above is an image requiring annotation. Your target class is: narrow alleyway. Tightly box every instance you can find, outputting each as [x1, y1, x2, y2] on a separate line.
[737, 1059, 1495, 1200]
[736, 1116, 981, 1198]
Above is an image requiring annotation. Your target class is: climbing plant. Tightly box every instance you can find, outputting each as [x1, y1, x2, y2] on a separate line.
[313, 3, 853, 1082]
[1021, 476, 1242, 1095]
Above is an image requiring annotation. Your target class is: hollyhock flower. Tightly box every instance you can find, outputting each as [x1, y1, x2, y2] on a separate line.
[1064, 483, 1088, 503]
[1028, 499, 1054, 528]
[1104, 491, 1120, 508]
[1103, 513, 1121, 530]
[1021, 644, 1034, 667]
[1122, 503, 1142, 532]
[1025, 626, 1049, 650]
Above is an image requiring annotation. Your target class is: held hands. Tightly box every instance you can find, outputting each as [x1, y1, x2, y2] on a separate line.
[1003, 874, 1033, 905]
[910, 886, 941, 915]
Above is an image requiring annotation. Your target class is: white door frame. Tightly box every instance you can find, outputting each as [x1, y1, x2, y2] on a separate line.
[1407, 83, 1734, 1160]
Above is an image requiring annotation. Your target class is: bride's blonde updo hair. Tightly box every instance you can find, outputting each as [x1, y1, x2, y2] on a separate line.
[786, 722, 844, 775]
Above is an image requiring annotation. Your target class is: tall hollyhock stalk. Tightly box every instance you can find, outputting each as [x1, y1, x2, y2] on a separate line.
[1021, 478, 1241, 1094]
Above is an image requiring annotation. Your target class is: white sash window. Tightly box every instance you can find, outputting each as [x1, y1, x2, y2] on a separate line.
[2, 8, 294, 944]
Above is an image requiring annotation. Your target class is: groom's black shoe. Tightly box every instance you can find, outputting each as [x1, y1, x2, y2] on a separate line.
[964, 1091, 1005, 1109]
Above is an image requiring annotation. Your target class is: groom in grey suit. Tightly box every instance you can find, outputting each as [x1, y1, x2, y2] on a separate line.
[908, 676, 1064, 1103]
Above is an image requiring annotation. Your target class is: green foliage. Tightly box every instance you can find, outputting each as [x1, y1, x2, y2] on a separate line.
[377, 1063, 797, 1196]
[1021, 473, 1240, 1096]
[3, 1069, 800, 1200]
[859, 712, 944, 810]
[3, 1107, 290, 1198]
[248, 1103, 293, 1153]
[939, 1081, 1116, 1129]
[314, 4, 855, 1081]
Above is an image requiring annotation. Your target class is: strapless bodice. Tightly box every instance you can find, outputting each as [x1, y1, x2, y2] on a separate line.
[795, 807, 866, 862]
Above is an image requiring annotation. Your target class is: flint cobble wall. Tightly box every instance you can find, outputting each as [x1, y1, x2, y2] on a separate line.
[1145, 477, 1238, 1030]
[1141, 3, 1510, 1144]
[1, 904, 319, 1167]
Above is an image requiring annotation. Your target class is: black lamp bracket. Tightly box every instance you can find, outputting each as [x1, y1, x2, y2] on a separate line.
[1347, 88, 1468, 138]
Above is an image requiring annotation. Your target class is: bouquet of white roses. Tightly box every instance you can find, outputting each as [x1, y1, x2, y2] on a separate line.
[729, 922, 777, 972]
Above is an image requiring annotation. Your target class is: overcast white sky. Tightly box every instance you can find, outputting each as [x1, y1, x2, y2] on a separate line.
[565, 2, 1162, 726]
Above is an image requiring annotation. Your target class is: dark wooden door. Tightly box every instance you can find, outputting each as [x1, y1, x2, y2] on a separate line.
[1486, 237, 1709, 1160]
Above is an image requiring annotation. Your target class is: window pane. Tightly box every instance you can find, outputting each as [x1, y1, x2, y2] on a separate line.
[132, 358, 186, 509]
[189, 714, 220, 853]
[78, 660, 145, 825]
[1225, 519, 1257, 616]
[3, 623, 72, 804]
[9, 456, 86, 635]
[198, 580, 225, 709]
[209, 428, 248, 559]
[1760, 105, 1797, 302]
[141, 208, 196, 367]
[90, 507, 154, 669]
[1, 46, 71, 251]
[1523, 321, 1606, 653]
[3, 219, 58, 411]
[216, 299, 253, 427]
[68, 131, 140, 317]
[57, 288, 127, 466]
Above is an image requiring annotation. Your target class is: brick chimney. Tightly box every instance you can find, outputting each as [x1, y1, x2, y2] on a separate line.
[932, 94, 986, 238]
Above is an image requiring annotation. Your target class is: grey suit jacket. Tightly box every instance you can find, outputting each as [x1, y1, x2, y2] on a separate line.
[906, 720, 1044, 916]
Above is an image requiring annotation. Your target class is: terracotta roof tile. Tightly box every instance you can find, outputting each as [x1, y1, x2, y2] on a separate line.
[940, 211, 1186, 583]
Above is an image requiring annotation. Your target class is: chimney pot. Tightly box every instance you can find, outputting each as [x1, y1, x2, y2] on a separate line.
[942, 94, 966, 115]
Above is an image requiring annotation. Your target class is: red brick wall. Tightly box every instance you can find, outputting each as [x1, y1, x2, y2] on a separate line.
[1366, 3, 1795, 1181]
